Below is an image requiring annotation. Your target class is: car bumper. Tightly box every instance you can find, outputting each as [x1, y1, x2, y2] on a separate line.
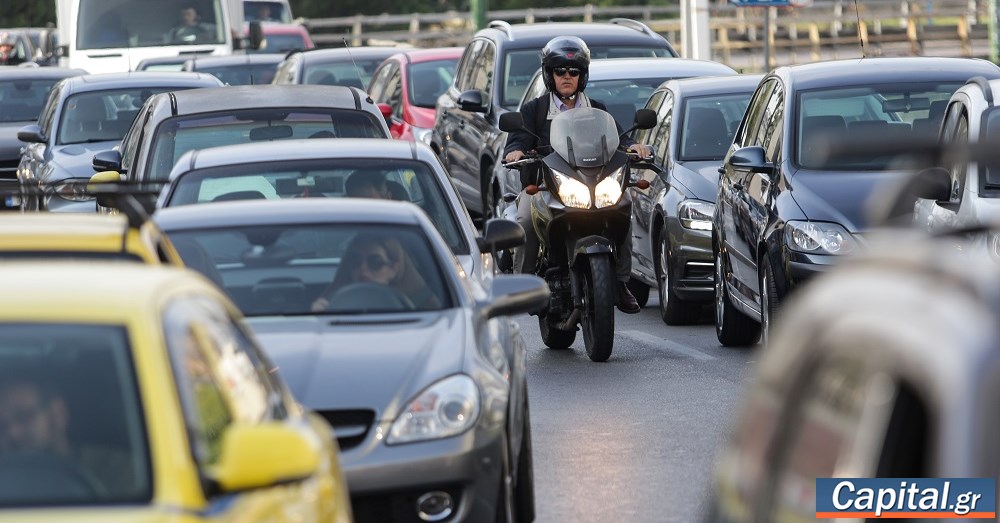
[342, 423, 504, 523]
[784, 249, 838, 288]
[668, 219, 714, 301]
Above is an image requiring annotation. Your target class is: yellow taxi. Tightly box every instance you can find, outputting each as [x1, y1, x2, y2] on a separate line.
[0, 262, 352, 522]
[0, 214, 183, 265]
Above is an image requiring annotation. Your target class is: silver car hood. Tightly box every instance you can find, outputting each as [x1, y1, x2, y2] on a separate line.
[246, 310, 468, 421]
[48, 142, 120, 182]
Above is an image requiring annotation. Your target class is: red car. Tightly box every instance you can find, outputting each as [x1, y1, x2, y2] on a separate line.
[248, 22, 314, 54]
[367, 47, 463, 142]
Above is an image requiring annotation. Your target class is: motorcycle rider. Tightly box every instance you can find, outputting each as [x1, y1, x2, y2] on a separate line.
[503, 36, 651, 314]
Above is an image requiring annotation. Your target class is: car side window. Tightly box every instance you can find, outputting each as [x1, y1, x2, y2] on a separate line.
[766, 355, 895, 521]
[471, 41, 496, 96]
[368, 62, 392, 101]
[736, 80, 776, 149]
[387, 66, 403, 119]
[121, 106, 152, 175]
[164, 299, 233, 468]
[652, 92, 674, 163]
[454, 40, 483, 92]
[941, 102, 969, 202]
[633, 90, 665, 147]
[761, 86, 784, 162]
[38, 83, 61, 139]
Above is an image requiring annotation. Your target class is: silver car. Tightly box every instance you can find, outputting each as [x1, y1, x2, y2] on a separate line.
[155, 137, 501, 286]
[153, 198, 545, 523]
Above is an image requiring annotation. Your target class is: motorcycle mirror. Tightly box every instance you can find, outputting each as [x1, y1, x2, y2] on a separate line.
[633, 108, 657, 130]
[499, 112, 526, 133]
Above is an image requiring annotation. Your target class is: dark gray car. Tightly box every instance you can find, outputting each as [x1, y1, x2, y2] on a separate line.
[627, 74, 762, 323]
[17, 72, 223, 212]
[181, 53, 284, 85]
[0, 67, 84, 182]
[153, 198, 545, 523]
[272, 46, 405, 89]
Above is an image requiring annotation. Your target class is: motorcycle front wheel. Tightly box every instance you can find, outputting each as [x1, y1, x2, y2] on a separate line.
[581, 254, 615, 362]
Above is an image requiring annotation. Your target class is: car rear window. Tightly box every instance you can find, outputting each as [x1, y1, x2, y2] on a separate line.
[194, 64, 279, 85]
[0, 324, 151, 507]
[0, 79, 60, 123]
[164, 158, 470, 255]
[166, 224, 455, 317]
[147, 108, 387, 181]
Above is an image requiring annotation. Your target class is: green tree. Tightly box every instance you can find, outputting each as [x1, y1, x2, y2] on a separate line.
[0, 0, 57, 27]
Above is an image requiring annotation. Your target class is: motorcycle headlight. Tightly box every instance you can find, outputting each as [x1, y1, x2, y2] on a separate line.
[412, 126, 433, 145]
[551, 170, 591, 209]
[387, 374, 480, 445]
[594, 167, 625, 208]
[784, 220, 857, 255]
[677, 200, 715, 231]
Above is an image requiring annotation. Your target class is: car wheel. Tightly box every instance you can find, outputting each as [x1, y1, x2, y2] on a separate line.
[657, 230, 700, 325]
[513, 386, 535, 522]
[482, 167, 499, 221]
[714, 247, 761, 347]
[760, 255, 780, 347]
[494, 433, 514, 523]
[626, 278, 650, 308]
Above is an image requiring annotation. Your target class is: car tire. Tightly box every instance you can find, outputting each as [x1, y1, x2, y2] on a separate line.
[714, 248, 760, 347]
[513, 386, 535, 522]
[760, 255, 780, 347]
[626, 278, 650, 308]
[657, 230, 700, 325]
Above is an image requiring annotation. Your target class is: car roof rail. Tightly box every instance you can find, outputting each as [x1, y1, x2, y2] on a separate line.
[966, 76, 994, 105]
[609, 18, 660, 39]
[488, 20, 515, 40]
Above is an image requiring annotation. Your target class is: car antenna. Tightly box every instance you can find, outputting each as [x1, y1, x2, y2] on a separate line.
[853, 0, 867, 58]
[342, 37, 366, 90]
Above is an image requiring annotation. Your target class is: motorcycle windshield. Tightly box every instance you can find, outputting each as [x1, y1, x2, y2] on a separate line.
[550, 107, 621, 169]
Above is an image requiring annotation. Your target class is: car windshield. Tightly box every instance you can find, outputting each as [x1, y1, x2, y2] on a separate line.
[408, 59, 459, 108]
[0, 78, 59, 123]
[0, 324, 151, 507]
[678, 93, 754, 161]
[58, 87, 184, 145]
[249, 34, 306, 54]
[586, 78, 675, 129]
[796, 82, 960, 171]
[77, 0, 226, 50]
[303, 57, 385, 89]
[502, 46, 672, 109]
[194, 63, 278, 85]
[244, 1, 292, 23]
[167, 224, 453, 316]
[165, 158, 469, 254]
[147, 108, 386, 181]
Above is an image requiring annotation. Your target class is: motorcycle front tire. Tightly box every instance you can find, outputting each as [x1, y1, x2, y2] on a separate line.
[581, 254, 615, 362]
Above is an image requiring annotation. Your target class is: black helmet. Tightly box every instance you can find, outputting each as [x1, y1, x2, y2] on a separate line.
[540, 36, 590, 94]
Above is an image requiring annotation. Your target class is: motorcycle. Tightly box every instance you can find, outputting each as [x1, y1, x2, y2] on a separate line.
[499, 107, 659, 362]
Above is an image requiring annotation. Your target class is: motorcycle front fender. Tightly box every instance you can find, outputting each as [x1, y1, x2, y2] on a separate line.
[571, 235, 614, 269]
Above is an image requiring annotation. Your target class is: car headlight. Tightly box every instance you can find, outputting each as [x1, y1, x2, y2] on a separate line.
[51, 179, 95, 202]
[387, 374, 480, 445]
[412, 126, 433, 145]
[551, 170, 591, 209]
[594, 167, 625, 208]
[784, 220, 857, 255]
[678, 200, 714, 231]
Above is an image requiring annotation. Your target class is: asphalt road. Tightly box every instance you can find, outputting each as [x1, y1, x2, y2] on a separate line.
[518, 296, 758, 523]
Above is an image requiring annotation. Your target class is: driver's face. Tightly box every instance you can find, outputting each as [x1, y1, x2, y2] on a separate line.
[352, 245, 398, 285]
[554, 71, 579, 98]
[181, 8, 197, 26]
[0, 384, 67, 453]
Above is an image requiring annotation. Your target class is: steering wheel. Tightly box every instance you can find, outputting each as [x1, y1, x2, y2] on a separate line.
[322, 282, 416, 313]
[0, 451, 103, 503]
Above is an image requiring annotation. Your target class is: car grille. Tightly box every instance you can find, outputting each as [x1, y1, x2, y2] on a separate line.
[352, 485, 464, 523]
[0, 158, 18, 180]
[315, 409, 375, 451]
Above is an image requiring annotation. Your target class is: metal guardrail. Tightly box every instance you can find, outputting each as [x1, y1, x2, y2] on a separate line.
[301, 0, 992, 72]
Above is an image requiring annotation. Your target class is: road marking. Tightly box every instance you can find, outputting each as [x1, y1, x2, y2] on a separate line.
[620, 330, 716, 361]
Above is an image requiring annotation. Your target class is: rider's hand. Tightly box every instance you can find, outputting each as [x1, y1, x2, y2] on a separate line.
[627, 144, 653, 159]
[505, 150, 526, 163]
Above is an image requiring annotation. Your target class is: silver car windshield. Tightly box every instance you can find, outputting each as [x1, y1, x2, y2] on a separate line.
[550, 107, 620, 168]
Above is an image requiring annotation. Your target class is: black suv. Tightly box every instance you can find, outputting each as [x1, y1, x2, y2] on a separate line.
[431, 19, 677, 219]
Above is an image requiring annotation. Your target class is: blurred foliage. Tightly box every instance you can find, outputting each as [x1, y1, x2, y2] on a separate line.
[291, 0, 673, 17]
[0, 1, 57, 27]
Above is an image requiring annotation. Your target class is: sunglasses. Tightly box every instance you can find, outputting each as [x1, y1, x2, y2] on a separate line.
[348, 253, 390, 271]
[553, 67, 581, 78]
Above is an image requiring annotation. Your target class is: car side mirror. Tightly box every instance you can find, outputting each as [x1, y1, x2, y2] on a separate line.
[56, 44, 68, 58]
[498, 112, 525, 133]
[89, 170, 122, 209]
[92, 150, 123, 173]
[728, 146, 773, 175]
[485, 275, 549, 319]
[457, 89, 488, 113]
[248, 21, 264, 51]
[211, 423, 320, 493]
[476, 218, 524, 253]
[911, 166, 952, 202]
[17, 124, 46, 144]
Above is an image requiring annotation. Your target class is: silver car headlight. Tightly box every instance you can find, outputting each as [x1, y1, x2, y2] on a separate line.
[677, 200, 714, 231]
[412, 126, 433, 145]
[52, 179, 95, 202]
[387, 374, 480, 445]
[551, 170, 591, 209]
[784, 220, 857, 255]
[594, 167, 625, 208]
